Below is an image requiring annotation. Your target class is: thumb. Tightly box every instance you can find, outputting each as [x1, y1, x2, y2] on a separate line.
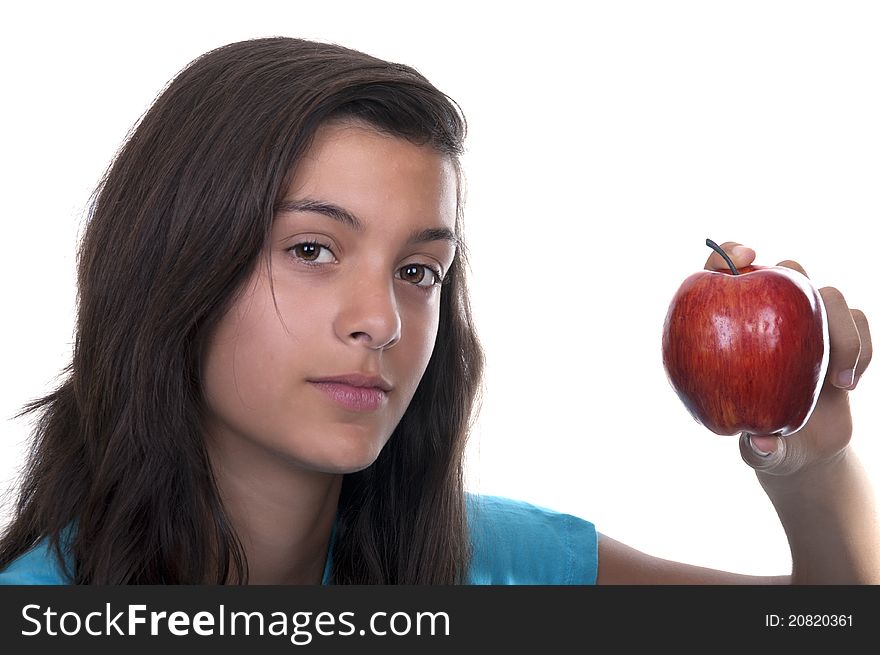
[739, 432, 786, 472]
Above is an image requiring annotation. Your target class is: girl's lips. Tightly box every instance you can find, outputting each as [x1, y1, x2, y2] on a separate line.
[310, 381, 388, 412]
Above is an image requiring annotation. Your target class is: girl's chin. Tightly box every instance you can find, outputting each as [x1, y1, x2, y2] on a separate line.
[292, 440, 388, 475]
[304, 454, 383, 476]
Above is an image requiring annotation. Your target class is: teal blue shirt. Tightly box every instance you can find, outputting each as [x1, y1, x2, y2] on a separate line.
[0, 495, 598, 585]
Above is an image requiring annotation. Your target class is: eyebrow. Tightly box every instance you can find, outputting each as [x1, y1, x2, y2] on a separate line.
[276, 198, 363, 230]
[275, 198, 459, 247]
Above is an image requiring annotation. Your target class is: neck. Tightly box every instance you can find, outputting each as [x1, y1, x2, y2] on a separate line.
[207, 436, 343, 585]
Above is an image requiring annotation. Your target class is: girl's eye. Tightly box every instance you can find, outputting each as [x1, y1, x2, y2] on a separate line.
[397, 264, 441, 288]
[289, 242, 335, 264]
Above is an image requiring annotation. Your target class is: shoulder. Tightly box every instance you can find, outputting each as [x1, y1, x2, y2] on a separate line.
[465, 493, 598, 585]
[0, 538, 73, 585]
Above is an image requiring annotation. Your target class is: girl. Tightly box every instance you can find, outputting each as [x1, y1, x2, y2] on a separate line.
[0, 37, 875, 584]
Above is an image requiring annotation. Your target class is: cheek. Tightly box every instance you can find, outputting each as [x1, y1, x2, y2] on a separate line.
[202, 280, 307, 415]
[396, 295, 442, 383]
[205, 330, 284, 406]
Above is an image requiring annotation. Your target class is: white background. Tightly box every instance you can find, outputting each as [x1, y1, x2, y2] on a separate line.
[1, 1, 877, 578]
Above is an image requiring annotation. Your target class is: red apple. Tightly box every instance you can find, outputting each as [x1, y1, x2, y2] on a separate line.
[661, 240, 829, 437]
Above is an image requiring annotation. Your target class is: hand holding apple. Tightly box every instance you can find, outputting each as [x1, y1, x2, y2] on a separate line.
[662, 239, 829, 438]
[663, 240, 872, 475]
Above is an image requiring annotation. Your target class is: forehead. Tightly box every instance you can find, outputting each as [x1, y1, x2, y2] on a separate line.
[284, 120, 458, 231]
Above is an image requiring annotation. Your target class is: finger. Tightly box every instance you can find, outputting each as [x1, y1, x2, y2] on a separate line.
[820, 287, 862, 389]
[704, 240, 756, 271]
[775, 259, 809, 278]
[851, 308, 872, 382]
[739, 432, 787, 472]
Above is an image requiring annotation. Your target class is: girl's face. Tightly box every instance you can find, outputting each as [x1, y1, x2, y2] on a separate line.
[201, 121, 458, 474]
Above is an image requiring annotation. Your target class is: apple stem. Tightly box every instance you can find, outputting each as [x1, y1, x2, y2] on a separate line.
[706, 238, 739, 275]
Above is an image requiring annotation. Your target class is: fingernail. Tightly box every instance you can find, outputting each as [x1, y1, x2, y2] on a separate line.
[732, 245, 753, 260]
[747, 434, 772, 457]
[836, 369, 855, 388]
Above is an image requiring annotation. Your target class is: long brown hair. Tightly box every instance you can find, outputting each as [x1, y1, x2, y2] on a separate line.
[0, 37, 484, 584]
